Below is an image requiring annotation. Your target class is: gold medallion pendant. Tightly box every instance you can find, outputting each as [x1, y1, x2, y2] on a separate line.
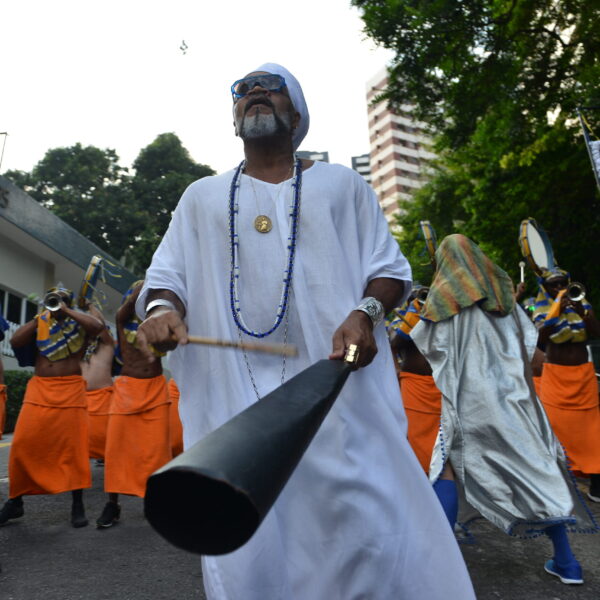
[254, 215, 272, 233]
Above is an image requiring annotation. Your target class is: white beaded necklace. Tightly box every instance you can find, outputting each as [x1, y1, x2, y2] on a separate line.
[228, 156, 303, 339]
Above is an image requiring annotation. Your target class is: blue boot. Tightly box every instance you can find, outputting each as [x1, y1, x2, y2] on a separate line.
[544, 559, 583, 585]
[544, 524, 583, 585]
[432, 479, 458, 528]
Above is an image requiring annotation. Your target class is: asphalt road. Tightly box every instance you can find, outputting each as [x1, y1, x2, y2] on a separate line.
[0, 434, 207, 600]
[1, 434, 598, 599]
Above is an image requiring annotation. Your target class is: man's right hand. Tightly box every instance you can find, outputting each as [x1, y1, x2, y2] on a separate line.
[137, 308, 189, 362]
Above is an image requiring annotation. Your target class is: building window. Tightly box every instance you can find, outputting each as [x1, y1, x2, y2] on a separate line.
[25, 301, 37, 322]
[7, 293, 21, 323]
[1, 288, 38, 325]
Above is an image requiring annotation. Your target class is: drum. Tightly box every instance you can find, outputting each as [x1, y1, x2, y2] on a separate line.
[518, 218, 556, 276]
[78, 255, 103, 308]
[419, 220, 438, 268]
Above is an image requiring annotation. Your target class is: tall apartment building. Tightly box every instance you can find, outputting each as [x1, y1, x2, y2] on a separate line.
[366, 68, 436, 222]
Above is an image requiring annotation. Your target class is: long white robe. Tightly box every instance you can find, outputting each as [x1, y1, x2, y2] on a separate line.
[138, 162, 475, 599]
[411, 305, 597, 536]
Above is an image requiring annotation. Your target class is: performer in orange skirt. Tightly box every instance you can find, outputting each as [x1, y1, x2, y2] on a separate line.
[535, 268, 600, 502]
[81, 302, 115, 460]
[0, 286, 103, 528]
[389, 287, 442, 475]
[167, 378, 184, 457]
[8, 375, 90, 496]
[96, 281, 171, 528]
[398, 371, 441, 473]
[540, 362, 600, 475]
[104, 375, 171, 497]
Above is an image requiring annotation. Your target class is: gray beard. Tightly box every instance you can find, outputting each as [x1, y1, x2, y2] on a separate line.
[238, 110, 292, 141]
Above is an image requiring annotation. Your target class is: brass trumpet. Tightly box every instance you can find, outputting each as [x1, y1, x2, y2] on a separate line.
[566, 282, 586, 303]
[43, 292, 64, 312]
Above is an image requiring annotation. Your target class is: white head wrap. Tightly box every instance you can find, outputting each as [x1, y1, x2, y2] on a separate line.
[246, 62, 309, 151]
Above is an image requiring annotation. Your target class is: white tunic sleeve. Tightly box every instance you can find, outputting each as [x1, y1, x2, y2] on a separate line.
[135, 185, 195, 319]
[354, 173, 412, 304]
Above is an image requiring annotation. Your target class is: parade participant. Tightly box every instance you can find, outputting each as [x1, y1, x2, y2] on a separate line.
[80, 302, 115, 461]
[534, 268, 600, 502]
[167, 378, 183, 457]
[389, 287, 441, 474]
[0, 286, 103, 528]
[134, 63, 475, 599]
[96, 281, 171, 529]
[411, 234, 597, 586]
[0, 314, 9, 438]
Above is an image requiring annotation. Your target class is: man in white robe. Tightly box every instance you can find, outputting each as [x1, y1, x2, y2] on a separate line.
[136, 63, 475, 600]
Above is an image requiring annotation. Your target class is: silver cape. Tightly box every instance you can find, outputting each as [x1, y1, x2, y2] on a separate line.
[411, 304, 597, 536]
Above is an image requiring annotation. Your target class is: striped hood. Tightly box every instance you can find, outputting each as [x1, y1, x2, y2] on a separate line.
[421, 234, 515, 323]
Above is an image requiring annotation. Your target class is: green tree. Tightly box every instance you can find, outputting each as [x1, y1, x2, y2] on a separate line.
[3, 135, 215, 274]
[3, 143, 141, 260]
[126, 133, 214, 270]
[355, 0, 600, 302]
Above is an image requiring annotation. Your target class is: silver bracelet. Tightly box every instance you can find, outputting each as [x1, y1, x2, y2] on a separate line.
[355, 297, 384, 328]
[145, 298, 178, 318]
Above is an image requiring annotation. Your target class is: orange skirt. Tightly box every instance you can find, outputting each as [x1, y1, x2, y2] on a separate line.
[104, 375, 171, 497]
[86, 386, 113, 459]
[9, 375, 91, 497]
[0, 384, 6, 439]
[168, 378, 184, 457]
[399, 371, 442, 473]
[540, 362, 600, 474]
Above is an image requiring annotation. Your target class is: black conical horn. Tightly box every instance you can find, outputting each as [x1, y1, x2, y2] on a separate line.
[144, 358, 353, 555]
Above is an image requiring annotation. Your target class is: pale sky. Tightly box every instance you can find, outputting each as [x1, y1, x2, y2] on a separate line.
[0, 0, 394, 176]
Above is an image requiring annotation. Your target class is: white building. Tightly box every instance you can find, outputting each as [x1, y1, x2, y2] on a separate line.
[0, 176, 137, 370]
[366, 68, 436, 222]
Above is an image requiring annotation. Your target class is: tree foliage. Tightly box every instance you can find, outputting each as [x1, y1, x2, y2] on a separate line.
[4, 134, 214, 274]
[4, 144, 138, 258]
[355, 0, 600, 302]
[126, 133, 214, 270]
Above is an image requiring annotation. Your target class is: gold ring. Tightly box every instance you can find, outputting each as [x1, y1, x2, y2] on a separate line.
[344, 344, 360, 365]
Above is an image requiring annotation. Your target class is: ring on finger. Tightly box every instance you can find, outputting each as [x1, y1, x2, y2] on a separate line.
[344, 344, 360, 365]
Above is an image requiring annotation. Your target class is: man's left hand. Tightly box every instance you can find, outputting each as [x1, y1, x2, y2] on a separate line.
[329, 311, 377, 369]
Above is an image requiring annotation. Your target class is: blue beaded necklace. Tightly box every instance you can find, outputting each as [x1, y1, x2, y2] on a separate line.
[228, 156, 303, 338]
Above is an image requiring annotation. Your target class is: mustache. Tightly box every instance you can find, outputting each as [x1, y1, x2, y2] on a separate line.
[244, 95, 275, 114]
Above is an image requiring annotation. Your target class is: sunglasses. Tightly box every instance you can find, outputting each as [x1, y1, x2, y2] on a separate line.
[231, 74, 287, 99]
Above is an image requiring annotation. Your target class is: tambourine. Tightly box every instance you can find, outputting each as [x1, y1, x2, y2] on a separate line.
[419, 220, 438, 269]
[518, 218, 556, 276]
[78, 255, 103, 309]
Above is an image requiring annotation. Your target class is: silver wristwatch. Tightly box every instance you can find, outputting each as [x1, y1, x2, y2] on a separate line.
[145, 298, 177, 318]
[354, 297, 384, 328]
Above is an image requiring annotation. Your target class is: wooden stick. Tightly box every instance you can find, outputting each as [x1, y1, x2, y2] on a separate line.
[186, 335, 298, 357]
